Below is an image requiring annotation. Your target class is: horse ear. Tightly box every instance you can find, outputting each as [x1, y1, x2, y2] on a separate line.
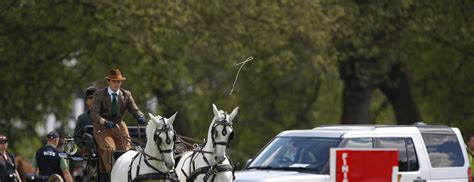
[148, 113, 155, 121]
[228, 107, 239, 122]
[167, 112, 177, 125]
[212, 103, 219, 117]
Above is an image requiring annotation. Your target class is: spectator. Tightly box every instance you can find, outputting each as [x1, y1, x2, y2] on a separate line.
[32, 132, 73, 182]
[467, 135, 474, 180]
[0, 135, 21, 182]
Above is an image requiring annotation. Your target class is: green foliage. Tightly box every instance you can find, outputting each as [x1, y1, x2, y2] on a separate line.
[1, 0, 473, 167]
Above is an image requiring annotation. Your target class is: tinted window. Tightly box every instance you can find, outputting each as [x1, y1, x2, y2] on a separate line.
[421, 133, 464, 167]
[405, 138, 419, 171]
[343, 137, 373, 148]
[376, 137, 419, 171]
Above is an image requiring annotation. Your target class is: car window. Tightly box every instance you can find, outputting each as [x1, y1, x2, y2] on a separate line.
[248, 137, 341, 173]
[343, 137, 373, 148]
[405, 138, 420, 171]
[376, 137, 419, 171]
[421, 133, 464, 167]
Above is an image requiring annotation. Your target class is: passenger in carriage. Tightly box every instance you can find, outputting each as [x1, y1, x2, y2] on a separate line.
[90, 69, 146, 179]
[32, 131, 73, 182]
[73, 86, 97, 150]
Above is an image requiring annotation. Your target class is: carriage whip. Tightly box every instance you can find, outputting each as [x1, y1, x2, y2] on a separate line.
[229, 56, 253, 95]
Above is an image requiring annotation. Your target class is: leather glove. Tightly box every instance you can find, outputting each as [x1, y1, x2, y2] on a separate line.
[104, 121, 115, 128]
[137, 116, 146, 125]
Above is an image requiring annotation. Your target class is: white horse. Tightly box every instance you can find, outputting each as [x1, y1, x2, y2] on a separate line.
[111, 112, 178, 182]
[176, 104, 238, 182]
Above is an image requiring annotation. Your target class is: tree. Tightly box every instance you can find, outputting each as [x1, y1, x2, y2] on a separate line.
[331, 0, 423, 124]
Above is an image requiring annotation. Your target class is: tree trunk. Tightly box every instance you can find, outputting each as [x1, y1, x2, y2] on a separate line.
[379, 64, 422, 125]
[340, 61, 374, 124]
[341, 80, 374, 124]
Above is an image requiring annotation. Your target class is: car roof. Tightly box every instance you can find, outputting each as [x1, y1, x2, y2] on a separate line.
[276, 124, 455, 138]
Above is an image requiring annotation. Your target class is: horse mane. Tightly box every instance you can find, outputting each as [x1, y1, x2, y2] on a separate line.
[146, 117, 158, 141]
[15, 154, 34, 181]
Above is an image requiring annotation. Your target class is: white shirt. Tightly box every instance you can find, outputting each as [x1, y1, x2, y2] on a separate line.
[107, 87, 119, 102]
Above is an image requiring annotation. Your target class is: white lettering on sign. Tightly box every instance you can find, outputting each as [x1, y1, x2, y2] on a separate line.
[342, 153, 349, 182]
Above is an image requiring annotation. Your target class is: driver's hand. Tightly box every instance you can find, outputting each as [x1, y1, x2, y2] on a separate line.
[104, 121, 114, 128]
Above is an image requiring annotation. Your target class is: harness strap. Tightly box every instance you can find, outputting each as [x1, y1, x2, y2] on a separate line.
[180, 153, 194, 179]
[190, 151, 198, 177]
[187, 164, 233, 182]
[143, 156, 166, 174]
[128, 152, 141, 182]
[132, 172, 177, 182]
[187, 166, 211, 182]
[136, 153, 143, 180]
[140, 150, 164, 162]
[227, 155, 236, 180]
[213, 142, 228, 146]
[128, 150, 175, 182]
[202, 153, 211, 166]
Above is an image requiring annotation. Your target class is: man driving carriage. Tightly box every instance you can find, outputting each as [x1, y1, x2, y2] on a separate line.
[90, 69, 146, 180]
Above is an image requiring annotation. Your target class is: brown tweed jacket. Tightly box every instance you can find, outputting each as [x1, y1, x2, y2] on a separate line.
[90, 88, 143, 131]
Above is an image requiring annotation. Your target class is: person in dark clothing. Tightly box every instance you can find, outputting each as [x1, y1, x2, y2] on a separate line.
[0, 135, 21, 182]
[32, 131, 73, 182]
[73, 86, 97, 148]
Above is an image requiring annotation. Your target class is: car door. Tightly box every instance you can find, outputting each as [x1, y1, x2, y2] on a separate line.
[374, 137, 431, 182]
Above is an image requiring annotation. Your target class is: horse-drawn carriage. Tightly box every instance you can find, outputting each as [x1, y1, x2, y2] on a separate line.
[77, 125, 149, 182]
[70, 104, 238, 182]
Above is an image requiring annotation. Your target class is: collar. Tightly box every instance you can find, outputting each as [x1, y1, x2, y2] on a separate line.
[107, 87, 119, 96]
[46, 144, 57, 148]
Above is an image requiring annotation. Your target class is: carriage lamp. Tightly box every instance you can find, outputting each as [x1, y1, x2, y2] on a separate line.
[64, 134, 78, 155]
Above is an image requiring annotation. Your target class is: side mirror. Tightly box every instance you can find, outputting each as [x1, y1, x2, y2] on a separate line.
[245, 158, 253, 168]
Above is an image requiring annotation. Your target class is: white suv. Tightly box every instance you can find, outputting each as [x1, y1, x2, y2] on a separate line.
[235, 124, 471, 182]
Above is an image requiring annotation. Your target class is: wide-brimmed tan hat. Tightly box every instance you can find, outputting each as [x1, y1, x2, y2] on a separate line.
[105, 69, 126, 81]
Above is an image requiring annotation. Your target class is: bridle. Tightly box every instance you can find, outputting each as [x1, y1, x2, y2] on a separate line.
[153, 117, 177, 155]
[128, 117, 178, 181]
[181, 114, 236, 181]
[211, 114, 234, 148]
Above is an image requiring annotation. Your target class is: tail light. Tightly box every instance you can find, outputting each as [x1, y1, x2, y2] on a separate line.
[469, 167, 472, 182]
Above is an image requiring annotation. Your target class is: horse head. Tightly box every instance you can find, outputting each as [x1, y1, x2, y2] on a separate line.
[210, 104, 238, 164]
[146, 112, 177, 171]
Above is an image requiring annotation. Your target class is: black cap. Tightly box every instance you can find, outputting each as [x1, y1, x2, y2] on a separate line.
[46, 131, 59, 139]
[85, 86, 97, 98]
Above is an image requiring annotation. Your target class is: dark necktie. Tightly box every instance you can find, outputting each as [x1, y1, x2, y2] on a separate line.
[112, 93, 118, 117]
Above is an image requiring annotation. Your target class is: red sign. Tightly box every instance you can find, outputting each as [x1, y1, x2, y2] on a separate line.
[330, 148, 399, 182]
